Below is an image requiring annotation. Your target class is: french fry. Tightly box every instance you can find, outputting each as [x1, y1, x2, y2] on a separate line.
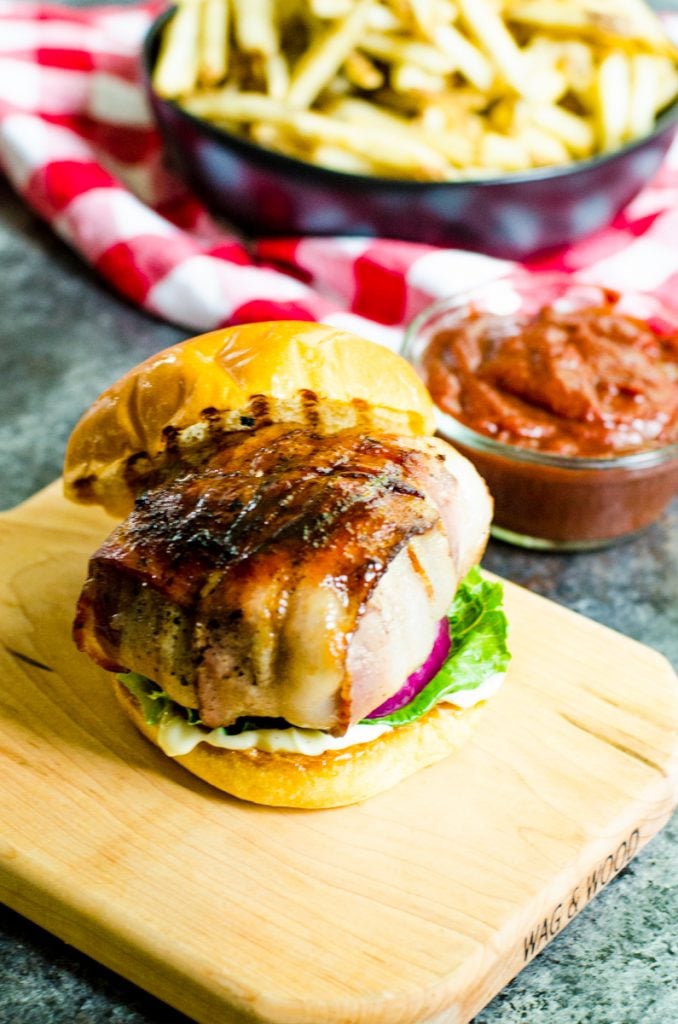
[311, 144, 376, 173]
[231, 0, 277, 57]
[328, 95, 408, 127]
[593, 0, 677, 53]
[456, 0, 531, 98]
[423, 105, 481, 157]
[506, 0, 678, 56]
[265, 52, 290, 99]
[286, 0, 374, 108]
[420, 125, 477, 166]
[505, 0, 613, 36]
[182, 89, 291, 123]
[249, 121, 315, 161]
[519, 124, 571, 166]
[309, 0, 353, 16]
[360, 31, 456, 76]
[477, 130, 532, 171]
[522, 36, 569, 104]
[343, 51, 385, 90]
[628, 53, 661, 138]
[391, 64, 447, 94]
[408, 0, 447, 39]
[424, 87, 492, 116]
[595, 51, 632, 150]
[544, 39, 595, 96]
[653, 56, 678, 110]
[364, 3, 401, 33]
[433, 23, 495, 91]
[153, 0, 202, 99]
[198, 0, 230, 87]
[526, 101, 596, 157]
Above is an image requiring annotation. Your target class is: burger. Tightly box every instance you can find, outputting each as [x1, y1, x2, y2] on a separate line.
[64, 321, 509, 808]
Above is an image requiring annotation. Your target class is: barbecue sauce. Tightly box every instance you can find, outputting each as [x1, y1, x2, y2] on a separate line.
[423, 301, 678, 458]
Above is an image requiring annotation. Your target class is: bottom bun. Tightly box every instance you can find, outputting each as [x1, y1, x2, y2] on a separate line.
[114, 679, 486, 809]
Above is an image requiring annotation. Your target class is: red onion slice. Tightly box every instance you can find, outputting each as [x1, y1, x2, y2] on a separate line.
[365, 617, 451, 719]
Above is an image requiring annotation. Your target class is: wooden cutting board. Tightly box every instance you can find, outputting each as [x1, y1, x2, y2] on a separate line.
[1, 481, 677, 1024]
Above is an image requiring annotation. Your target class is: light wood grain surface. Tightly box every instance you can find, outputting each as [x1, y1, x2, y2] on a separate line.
[1, 482, 677, 1024]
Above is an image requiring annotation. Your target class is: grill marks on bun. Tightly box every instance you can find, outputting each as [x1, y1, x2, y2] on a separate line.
[114, 393, 430, 516]
[70, 392, 431, 517]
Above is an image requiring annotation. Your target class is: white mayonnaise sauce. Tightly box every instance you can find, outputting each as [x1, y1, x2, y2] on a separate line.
[443, 672, 506, 708]
[155, 672, 506, 758]
[157, 715, 393, 757]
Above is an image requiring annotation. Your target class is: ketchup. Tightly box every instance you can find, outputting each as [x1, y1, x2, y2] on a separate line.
[423, 301, 678, 458]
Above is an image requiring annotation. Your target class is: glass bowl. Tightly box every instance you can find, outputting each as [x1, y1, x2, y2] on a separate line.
[402, 275, 678, 550]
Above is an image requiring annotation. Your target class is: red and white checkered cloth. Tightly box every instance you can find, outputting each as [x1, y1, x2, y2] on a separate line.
[3, 0, 678, 350]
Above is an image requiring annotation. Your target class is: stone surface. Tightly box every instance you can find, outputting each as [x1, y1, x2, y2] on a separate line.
[1, 1, 678, 1018]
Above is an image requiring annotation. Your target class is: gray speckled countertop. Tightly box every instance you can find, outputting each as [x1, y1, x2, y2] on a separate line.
[1, 3, 678, 1021]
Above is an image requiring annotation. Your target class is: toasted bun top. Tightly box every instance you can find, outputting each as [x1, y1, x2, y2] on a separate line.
[64, 321, 436, 517]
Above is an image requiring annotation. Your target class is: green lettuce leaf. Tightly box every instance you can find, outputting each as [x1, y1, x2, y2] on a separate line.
[361, 567, 510, 727]
[119, 671, 172, 725]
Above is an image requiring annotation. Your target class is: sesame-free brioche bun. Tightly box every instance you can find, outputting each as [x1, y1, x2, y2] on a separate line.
[114, 678, 485, 809]
[64, 321, 436, 517]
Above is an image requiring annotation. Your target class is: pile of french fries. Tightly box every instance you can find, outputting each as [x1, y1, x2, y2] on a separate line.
[153, 0, 678, 180]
